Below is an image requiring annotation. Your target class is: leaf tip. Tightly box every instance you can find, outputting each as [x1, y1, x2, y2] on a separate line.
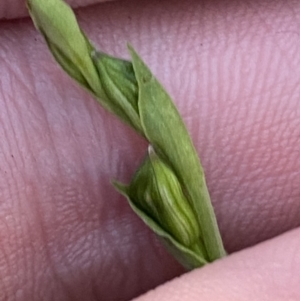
[112, 180, 129, 195]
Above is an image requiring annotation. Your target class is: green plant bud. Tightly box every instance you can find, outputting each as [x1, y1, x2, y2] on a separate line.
[129, 147, 200, 247]
[27, 0, 143, 134]
[27, 0, 100, 95]
[92, 51, 143, 134]
[28, 0, 226, 268]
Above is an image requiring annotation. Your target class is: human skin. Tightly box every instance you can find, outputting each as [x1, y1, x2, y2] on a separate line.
[0, 0, 299, 300]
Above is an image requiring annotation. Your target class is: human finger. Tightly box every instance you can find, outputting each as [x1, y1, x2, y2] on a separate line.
[134, 228, 300, 301]
[0, 0, 299, 300]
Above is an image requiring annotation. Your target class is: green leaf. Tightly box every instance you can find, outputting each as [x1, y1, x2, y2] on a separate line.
[128, 45, 226, 261]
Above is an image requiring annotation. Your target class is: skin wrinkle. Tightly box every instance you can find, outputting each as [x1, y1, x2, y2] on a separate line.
[0, 48, 46, 300]
[1, 14, 100, 301]
[0, 0, 299, 300]
[1, 24, 75, 300]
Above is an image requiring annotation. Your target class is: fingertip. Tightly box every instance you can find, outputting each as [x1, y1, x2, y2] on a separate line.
[134, 228, 300, 301]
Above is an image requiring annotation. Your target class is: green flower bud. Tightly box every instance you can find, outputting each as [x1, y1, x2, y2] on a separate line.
[128, 146, 200, 247]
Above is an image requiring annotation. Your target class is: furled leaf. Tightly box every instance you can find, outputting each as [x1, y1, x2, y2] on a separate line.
[128, 45, 226, 261]
[92, 52, 143, 134]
